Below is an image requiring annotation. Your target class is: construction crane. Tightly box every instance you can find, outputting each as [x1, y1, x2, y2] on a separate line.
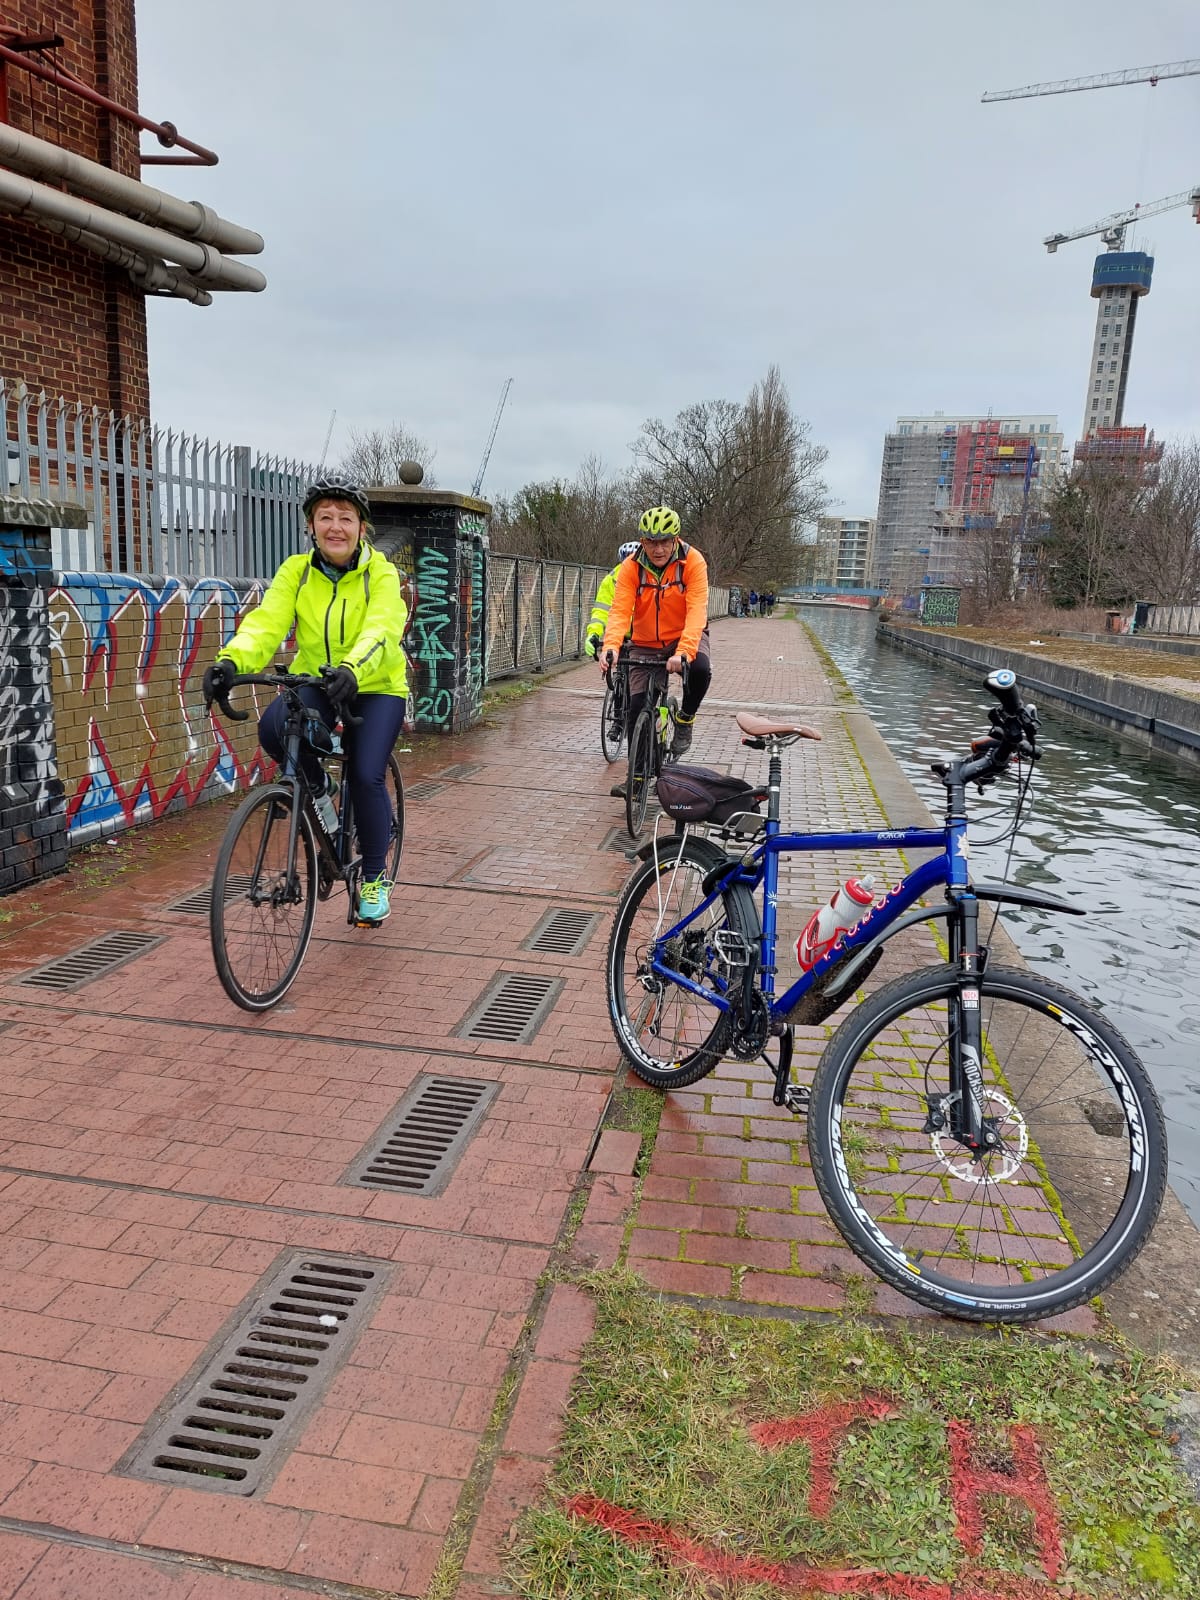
[318, 408, 337, 470]
[983, 58, 1200, 102]
[1045, 186, 1200, 253]
[471, 377, 512, 498]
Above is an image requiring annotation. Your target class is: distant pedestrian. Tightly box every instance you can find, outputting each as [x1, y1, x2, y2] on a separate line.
[748, 588, 759, 617]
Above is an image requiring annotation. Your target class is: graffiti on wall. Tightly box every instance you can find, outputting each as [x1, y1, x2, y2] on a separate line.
[462, 514, 486, 725]
[409, 541, 456, 731]
[47, 573, 272, 842]
[1, 586, 57, 805]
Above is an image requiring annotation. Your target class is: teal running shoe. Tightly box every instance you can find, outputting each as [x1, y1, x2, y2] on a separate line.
[357, 875, 392, 923]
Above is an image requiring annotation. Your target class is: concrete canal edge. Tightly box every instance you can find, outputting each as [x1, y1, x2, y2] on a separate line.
[877, 621, 1200, 769]
[814, 636, 1200, 1374]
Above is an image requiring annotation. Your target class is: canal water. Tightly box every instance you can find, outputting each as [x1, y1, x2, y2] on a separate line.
[801, 606, 1200, 1228]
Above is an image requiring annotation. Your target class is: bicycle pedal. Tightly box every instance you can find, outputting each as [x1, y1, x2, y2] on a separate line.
[782, 1085, 810, 1116]
[353, 917, 384, 930]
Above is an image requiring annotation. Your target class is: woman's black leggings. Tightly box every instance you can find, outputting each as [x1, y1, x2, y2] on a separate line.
[258, 686, 406, 879]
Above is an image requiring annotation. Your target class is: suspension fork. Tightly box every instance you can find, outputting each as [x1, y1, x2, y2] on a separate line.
[941, 794, 991, 1152]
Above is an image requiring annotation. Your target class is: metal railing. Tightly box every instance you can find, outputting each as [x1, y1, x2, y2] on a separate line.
[4, 378, 316, 579]
[485, 554, 730, 680]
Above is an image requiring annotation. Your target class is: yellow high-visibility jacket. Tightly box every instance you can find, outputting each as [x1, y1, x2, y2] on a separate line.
[217, 541, 408, 696]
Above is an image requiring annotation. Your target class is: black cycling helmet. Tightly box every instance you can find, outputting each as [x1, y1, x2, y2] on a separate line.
[302, 475, 370, 520]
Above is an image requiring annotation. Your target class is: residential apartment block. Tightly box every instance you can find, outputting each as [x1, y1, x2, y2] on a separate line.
[814, 516, 876, 588]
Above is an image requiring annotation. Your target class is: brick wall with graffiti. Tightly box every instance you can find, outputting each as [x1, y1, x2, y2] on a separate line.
[47, 572, 274, 846]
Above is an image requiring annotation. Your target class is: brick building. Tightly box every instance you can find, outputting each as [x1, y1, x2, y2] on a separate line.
[1, 1, 149, 417]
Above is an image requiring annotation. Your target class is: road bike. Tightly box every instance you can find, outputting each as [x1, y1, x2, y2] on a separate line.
[624, 650, 687, 840]
[208, 668, 404, 1011]
[605, 669, 1167, 1322]
[600, 648, 629, 763]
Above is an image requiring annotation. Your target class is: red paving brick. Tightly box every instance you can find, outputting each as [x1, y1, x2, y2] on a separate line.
[0, 618, 1109, 1597]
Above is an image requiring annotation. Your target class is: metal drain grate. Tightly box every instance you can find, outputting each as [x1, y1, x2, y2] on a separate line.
[406, 781, 445, 802]
[437, 762, 484, 780]
[456, 970, 563, 1044]
[16, 930, 164, 992]
[166, 875, 252, 916]
[346, 1073, 499, 1193]
[125, 1254, 387, 1495]
[599, 827, 641, 855]
[522, 907, 601, 956]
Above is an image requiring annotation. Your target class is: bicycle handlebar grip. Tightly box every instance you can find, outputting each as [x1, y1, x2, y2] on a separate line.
[985, 668, 1022, 717]
[216, 691, 249, 723]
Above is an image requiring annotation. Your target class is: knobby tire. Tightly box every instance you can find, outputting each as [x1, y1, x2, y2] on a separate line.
[806, 963, 1167, 1322]
[607, 840, 757, 1088]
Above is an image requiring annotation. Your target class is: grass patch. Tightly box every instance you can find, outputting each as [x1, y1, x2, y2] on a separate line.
[511, 1270, 1199, 1598]
[800, 620, 858, 706]
[604, 1079, 665, 1179]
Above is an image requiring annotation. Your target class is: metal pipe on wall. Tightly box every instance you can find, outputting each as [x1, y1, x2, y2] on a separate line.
[0, 167, 266, 292]
[0, 123, 263, 255]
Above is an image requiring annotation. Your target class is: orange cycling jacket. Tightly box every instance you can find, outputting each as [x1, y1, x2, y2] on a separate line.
[601, 540, 709, 661]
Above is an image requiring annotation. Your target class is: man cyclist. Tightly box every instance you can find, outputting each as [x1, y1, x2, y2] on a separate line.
[584, 540, 640, 659]
[599, 505, 711, 758]
[202, 475, 408, 925]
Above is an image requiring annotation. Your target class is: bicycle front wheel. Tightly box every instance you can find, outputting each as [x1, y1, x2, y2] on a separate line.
[211, 784, 318, 1011]
[807, 964, 1168, 1322]
[607, 840, 757, 1088]
[383, 752, 405, 880]
[600, 681, 625, 762]
[625, 710, 654, 838]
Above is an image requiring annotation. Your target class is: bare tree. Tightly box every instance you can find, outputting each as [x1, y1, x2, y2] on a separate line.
[1122, 438, 1200, 606]
[632, 366, 828, 584]
[1043, 470, 1139, 607]
[489, 459, 637, 565]
[337, 424, 437, 488]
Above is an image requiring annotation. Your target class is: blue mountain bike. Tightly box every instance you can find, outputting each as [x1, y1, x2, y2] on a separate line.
[605, 670, 1167, 1322]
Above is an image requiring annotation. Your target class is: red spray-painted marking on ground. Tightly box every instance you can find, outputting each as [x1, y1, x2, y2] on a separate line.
[947, 1419, 1063, 1581]
[563, 1493, 1062, 1599]
[563, 1399, 1072, 1599]
[750, 1394, 899, 1517]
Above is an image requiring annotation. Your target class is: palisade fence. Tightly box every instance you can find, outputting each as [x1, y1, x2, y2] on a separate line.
[1143, 604, 1200, 638]
[5, 379, 731, 680]
[3, 379, 316, 579]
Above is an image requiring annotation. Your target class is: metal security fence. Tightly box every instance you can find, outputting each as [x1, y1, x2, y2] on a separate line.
[1143, 604, 1200, 638]
[487, 556, 607, 678]
[4, 378, 317, 580]
[485, 553, 731, 681]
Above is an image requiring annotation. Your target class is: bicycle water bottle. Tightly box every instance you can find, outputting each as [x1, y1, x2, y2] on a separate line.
[796, 874, 876, 971]
[313, 787, 338, 837]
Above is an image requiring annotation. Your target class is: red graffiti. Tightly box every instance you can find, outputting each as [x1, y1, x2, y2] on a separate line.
[947, 1420, 1062, 1581]
[751, 1394, 898, 1518]
[563, 1398, 1069, 1600]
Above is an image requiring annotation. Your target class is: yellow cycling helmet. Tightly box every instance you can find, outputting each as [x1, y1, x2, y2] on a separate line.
[639, 505, 681, 539]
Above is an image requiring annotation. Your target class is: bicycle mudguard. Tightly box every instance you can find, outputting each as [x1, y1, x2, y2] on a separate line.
[972, 880, 1087, 915]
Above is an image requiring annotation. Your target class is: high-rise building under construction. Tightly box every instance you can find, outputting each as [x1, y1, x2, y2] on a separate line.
[1081, 250, 1153, 438]
[872, 413, 1063, 594]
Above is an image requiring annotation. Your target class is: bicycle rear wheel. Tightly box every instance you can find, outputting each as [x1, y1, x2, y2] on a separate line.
[807, 963, 1168, 1322]
[211, 784, 318, 1011]
[600, 680, 625, 762]
[607, 840, 757, 1088]
[625, 709, 654, 838]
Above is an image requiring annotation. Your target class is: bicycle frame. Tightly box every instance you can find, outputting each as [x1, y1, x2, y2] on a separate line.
[643, 742, 1007, 1150]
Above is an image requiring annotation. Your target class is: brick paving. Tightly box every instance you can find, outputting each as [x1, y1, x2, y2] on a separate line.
[0, 614, 1094, 1599]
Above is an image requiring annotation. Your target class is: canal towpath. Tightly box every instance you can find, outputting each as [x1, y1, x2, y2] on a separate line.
[0, 612, 1194, 1598]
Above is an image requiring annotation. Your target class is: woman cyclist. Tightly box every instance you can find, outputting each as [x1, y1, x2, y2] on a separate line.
[202, 476, 408, 924]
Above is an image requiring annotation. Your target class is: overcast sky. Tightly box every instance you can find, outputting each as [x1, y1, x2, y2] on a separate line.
[138, 0, 1200, 522]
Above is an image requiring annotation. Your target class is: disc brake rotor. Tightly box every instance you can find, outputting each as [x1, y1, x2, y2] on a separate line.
[930, 1090, 1028, 1184]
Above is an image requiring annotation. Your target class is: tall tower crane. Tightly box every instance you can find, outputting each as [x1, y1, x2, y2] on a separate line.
[471, 378, 513, 498]
[983, 58, 1200, 101]
[1045, 186, 1200, 253]
[1044, 188, 1200, 439]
